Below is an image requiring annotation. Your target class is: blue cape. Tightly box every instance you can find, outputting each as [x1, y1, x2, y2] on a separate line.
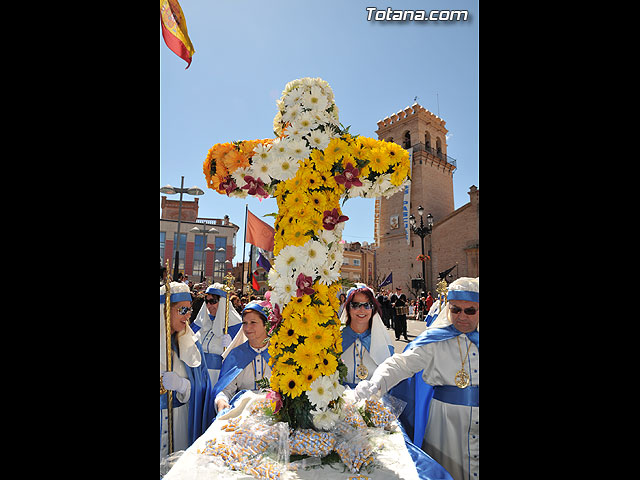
[160, 338, 216, 451]
[212, 340, 270, 401]
[389, 324, 479, 447]
[191, 315, 242, 370]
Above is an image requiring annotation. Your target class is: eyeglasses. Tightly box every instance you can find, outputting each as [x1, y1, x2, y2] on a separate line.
[205, 297, 219, 304]
[176, 306, 193, 315]
[449, 305, 478, 315]
[350, 301, 373, 310]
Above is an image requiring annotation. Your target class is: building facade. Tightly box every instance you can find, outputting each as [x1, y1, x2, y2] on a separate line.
[374, 104, 478, 296]
[160, 196, 239, 284]
[341, 241, 376, 286]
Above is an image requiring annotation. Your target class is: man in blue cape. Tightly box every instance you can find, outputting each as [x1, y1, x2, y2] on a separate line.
[355, 277, 479, 480]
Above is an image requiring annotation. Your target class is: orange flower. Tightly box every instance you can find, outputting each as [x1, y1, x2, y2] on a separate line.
[222, 149, 250, 172]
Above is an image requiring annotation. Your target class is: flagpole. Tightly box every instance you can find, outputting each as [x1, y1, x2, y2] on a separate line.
[241, 204, 248, 295]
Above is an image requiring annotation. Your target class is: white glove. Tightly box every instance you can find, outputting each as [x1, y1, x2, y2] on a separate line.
[161, 371, 190, 395]
[354, 380, 380, 401]
[221, 334, 232, 348]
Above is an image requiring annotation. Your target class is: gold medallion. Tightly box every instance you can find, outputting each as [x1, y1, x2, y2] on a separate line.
[454, 369, 470, 388]
[356, 364, 369, 380]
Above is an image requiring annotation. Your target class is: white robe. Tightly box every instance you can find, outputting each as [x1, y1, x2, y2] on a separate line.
[214, 344, 272, 411]
[193, 300, 243, 385]
[371, 333, 479, 480]
[160, 348, 191, 458]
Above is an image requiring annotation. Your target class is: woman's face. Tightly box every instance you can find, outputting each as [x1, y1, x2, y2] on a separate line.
[448, 300, 479, 333]
[348, 292, 373, 333]
[242, 310, 268, 347]
[205, 294, 220, 317]
[170, 301, 192, 334]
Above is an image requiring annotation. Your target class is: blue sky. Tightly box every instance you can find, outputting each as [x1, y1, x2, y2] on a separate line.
[160, 0, 478, 265]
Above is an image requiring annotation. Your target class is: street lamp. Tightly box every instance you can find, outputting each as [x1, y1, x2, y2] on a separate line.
[190, 225, 219, 282]
[409, 206, 434, 295]
[161, 176, 205, 278]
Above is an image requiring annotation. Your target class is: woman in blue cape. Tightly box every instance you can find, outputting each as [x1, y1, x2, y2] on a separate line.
[355, 277, 479, 480]
[160, 282, 216, 460]
[191, 283, 243, 385]
[339, 285, 394, 388]
[212, 300, 272, 415]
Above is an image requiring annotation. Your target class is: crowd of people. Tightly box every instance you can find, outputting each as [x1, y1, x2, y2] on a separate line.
[160, 264, 478, 480]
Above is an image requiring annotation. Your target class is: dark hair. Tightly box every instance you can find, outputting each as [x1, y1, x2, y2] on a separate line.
[345, 287, 382, 330]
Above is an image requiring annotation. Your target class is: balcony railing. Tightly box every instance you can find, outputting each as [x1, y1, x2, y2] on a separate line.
[409, 142, 457, 170]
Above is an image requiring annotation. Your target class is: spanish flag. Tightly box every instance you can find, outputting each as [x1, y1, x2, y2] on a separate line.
[160, 0, 195, 68]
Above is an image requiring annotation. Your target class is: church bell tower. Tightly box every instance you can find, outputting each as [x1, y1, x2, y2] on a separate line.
[374, 103, 456, 293]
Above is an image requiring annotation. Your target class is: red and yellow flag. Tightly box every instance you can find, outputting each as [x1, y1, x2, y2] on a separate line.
[160, 0, 195, 68]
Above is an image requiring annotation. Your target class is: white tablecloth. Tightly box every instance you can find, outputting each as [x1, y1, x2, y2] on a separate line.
[164, 392, 421, 480]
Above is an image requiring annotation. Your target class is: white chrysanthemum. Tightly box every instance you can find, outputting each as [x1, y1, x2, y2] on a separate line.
[230, 166, 252, 187]
[285, 137, 311, 162]
[273, 245, 304, 274]
[285, 122, 306, 142]
[326, 241, 344, 267]
[271, 158, 299, 181]
[327, 371, 346, 398]
[346, 178, 373, 198]
[307, 129, 331, 150]
[311, 407, 339, 431]
[301, 85, 329, 112]
[251, 155, 274, 182]
[294, 111, 319, 133]
[281, 103, 302, 125]
[271, 274, 296, 307]
[318, 263, 340, 286]
[307, 375, 335, 409]
[267, 266, 281, 288]
[300, 240, 328, 269]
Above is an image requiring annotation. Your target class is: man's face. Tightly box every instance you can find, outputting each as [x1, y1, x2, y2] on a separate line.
[448, 300, 479, 333]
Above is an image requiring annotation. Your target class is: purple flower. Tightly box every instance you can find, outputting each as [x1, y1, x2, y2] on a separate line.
[241, 175, 268, 197]
[295, 273, 315, 297]
[322, 208, 349, 230]
[334, 163, 363, 190]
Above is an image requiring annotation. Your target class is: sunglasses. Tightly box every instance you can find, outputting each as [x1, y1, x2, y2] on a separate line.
[449, 305, 478, 315]
[176, 306, 193, 315]
[350, 301, 373, 310]
[205, 297, 219, 305]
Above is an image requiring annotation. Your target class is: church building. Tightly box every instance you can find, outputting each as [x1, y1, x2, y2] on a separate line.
[374, 103, 478, 296]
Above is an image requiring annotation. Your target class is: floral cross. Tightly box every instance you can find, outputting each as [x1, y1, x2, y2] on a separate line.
[203, 77, 410, 429]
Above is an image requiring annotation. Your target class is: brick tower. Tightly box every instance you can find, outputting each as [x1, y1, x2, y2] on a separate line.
[374, 103, 456, 294]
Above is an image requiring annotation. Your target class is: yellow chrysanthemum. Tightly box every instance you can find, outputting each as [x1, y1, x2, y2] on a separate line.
[278, 317, 301, 347]
[282, 221, 310, 247]
[309, 190, 326, 212]
[288, 309, 319, 337]
[285, 190, 308, 210]
[366, 147, 392, 174]
[306, 326, 333, 351]
[316, 351, 339, 376]
[283, 295, 311, 316]
[324, 138, 349, 164]
[306, 210, 324, 233]
[292, 341, 321, 370]
[310, 149, 333, 172]
[299, 368, 319, 390]
[279, 370, 306, 399]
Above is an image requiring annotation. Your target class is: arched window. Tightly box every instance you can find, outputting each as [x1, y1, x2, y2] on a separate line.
[436, 137, 442, 157]
[403, 131, 411, 149]
[424, 132, 431, 150]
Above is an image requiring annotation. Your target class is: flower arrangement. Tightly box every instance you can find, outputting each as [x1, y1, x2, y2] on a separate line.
[416, 254, 430, 262]
[203, 77, 411, 430]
